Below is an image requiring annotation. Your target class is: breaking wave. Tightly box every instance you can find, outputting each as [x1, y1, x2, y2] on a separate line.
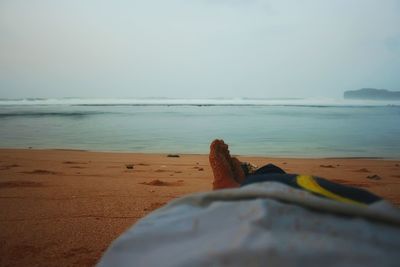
[0, 97, 399, 107]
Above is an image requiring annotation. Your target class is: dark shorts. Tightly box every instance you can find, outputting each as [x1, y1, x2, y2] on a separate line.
[241, 164, 381, 205]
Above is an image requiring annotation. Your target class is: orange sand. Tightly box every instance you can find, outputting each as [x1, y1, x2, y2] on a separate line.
[0, 149, 399, 266]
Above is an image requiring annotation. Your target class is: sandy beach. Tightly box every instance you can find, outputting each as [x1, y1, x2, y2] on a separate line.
[0, 149, 399, 266]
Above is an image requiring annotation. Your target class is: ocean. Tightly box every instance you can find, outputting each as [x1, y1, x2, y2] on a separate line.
[1, 98, 399, 158]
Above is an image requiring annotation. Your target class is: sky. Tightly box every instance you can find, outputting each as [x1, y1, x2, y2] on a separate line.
[0, 0, 399, 99]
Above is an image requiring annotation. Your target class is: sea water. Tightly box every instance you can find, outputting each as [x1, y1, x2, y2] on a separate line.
[0, 98, 399, 158]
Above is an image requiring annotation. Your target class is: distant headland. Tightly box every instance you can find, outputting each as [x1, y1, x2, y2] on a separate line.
[344, 88, 400, 100]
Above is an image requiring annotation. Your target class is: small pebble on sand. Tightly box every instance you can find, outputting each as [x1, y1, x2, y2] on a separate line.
[125, 164, 134, 169]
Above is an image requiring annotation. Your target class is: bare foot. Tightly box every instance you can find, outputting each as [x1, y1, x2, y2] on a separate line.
[209, 139, 246, 190]
[231, 157, 246, 184]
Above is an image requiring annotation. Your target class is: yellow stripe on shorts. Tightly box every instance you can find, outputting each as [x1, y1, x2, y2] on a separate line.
[296, 175, 365, 206]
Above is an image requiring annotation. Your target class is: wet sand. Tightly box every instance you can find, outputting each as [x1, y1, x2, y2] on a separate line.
[0, 149, 399, 266]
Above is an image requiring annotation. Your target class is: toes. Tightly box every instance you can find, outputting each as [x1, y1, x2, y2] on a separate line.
[231, 157, 246, 184]
[210, 139, 224, 150]
[210, 139, 228, 152]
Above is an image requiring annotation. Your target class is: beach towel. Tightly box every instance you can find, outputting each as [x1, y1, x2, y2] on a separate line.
[98, 181, 400, 267]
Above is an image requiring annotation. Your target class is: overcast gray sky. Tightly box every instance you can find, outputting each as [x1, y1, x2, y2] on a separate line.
[0, 0, 399, 99]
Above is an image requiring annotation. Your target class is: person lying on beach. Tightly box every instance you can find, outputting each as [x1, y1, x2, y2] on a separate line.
[209, 139, 381, 205]
[98, 140, 400, 267]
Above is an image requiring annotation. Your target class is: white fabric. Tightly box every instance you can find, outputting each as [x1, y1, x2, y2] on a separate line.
[98, 182, 400, 267]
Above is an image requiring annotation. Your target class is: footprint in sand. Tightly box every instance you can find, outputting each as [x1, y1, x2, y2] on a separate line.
[20, 169, 60, 175]
[140, 179, 183, 186]
[320, 165, 335, 168]
[0, 164, 20, 170]
[63, 161, 87, 165]
[0, 180, 43, 189]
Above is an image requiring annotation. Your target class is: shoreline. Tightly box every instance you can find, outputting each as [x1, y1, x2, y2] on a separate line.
[1, 149, 399, 266]
[1, 147, 398, 160]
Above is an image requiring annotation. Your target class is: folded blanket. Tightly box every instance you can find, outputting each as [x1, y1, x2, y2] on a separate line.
[98, 182, 400, 267]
